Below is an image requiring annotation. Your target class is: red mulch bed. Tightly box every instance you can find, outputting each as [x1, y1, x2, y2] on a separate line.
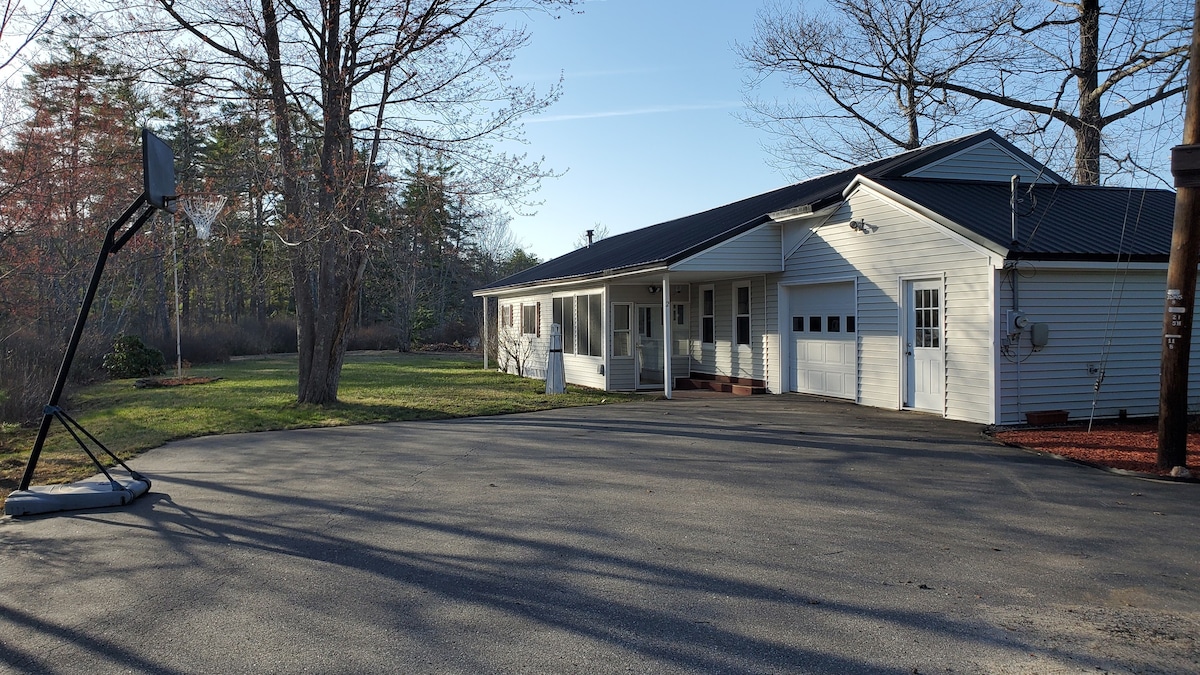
[993, 423, 1199, 477]
[134, 376, 222, 388]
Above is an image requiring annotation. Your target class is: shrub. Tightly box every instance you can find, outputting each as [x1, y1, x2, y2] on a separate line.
[348, 324, 399, 351]
[149, 317, 299, 366]
[103, 335, 166, 379]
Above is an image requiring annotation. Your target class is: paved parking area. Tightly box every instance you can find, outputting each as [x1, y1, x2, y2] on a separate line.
[0, 395, 1197, 674]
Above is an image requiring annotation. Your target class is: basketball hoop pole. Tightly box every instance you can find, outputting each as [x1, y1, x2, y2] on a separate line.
[5, 129, 177, 516]
[18, 194, 162, 491]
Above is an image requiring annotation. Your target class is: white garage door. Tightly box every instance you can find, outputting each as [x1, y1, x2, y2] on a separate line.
[789, 282, 856, 399]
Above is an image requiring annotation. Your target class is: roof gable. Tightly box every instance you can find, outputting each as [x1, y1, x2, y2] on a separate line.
[866, 178, 1176, 261]
[478, 131, 1062, 292]
[902, 138, 1066, 184]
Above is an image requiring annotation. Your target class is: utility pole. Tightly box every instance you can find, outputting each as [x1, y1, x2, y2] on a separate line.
[1156, 0, 1200, 471]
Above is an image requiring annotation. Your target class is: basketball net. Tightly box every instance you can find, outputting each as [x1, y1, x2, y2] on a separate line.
[179, 193, 227, 240]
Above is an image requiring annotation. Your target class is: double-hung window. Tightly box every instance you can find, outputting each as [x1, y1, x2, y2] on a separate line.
[734, 283, 751, 346]
[521, 303, 539, 336]
[612, 303, 631, 357]
[701, 286, 715, 345]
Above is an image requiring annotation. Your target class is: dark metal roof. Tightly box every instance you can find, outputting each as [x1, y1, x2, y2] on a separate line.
[480, 130, 1038, 291]
[871, 178, 1177, 261]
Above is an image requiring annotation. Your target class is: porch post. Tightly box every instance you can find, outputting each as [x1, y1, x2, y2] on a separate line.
[482, 295, 489, 370]
[662, 273, 672, 399]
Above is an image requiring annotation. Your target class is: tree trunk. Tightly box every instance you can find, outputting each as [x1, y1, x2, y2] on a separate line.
[261, 0, 348, 405]
[1074, 0, 1102, 185]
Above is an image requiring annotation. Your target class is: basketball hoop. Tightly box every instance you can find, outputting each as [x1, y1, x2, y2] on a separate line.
[178, 192, 227, 240]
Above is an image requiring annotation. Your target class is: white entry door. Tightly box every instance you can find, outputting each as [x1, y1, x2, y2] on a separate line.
[905, 279, 943, 412]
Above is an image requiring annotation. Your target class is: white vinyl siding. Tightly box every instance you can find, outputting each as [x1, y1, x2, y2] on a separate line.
[498, 289, 606, 389]
[690, 277, 770, 381]
[903, 140, 1061, 184]
[996, 269, 1200, 424]
[783, 190, 994, 423]
[764, 273, 781, 393]
[606, 355, 635, 391]
[496, 293, 550, 380]
[671, 223, 782, 273]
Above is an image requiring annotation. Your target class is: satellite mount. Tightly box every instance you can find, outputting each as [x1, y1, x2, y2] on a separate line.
[4, 129, 178, 517]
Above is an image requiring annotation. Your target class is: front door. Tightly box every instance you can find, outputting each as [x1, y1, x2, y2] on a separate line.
[636, 304, 664, 387]
[905, 279, 943, 412]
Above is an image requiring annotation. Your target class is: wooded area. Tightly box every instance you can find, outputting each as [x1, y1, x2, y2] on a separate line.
[0, 4, 559, 422]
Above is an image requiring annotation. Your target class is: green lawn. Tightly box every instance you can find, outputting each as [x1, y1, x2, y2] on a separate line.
[0, 352, 644, 496]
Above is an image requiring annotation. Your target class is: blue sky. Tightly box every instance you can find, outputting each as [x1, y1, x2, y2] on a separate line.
[505, 1, 790, 261]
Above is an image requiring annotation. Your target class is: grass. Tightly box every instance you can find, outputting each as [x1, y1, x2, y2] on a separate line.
[0, 351, 644, 498]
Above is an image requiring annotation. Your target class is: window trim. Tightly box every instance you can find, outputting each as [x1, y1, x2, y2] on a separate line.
[700, 285, 715, 345]
[554, 296, 576, 354]
[520, 303, 538, 336]
[611, 302, 632, 358]
[671, 302, 688, 356]
[734, 282, 751, 346]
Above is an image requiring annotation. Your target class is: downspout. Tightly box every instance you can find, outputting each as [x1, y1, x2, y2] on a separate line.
[1010, 175, 1022, 422]
[1010, 175, 1022, 311]
[482, 295, 489, 370]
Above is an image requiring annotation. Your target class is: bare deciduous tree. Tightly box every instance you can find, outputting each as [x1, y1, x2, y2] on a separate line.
[142, 0, 576, 404]
[940, 0, 1191, 184]
[738, 0, 1016, 174]
[495, 324, 533, 377]
[740, 0, 1191, 184]
[572, 222, 607, 249]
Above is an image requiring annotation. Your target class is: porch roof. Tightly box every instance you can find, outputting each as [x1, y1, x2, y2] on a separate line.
[477, 131, 1033, 294]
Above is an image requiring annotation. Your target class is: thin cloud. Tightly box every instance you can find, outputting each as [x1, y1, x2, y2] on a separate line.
[530, 102, 741, 123]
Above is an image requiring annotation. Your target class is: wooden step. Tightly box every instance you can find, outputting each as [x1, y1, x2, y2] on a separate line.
[679, 372, 766, 387]
[673, 373, 767, 395]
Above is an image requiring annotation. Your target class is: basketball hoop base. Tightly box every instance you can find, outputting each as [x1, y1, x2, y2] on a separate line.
[5, 475, 150, 517]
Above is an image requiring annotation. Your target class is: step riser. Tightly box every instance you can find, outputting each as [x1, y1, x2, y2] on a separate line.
[678, 373, 765, 387]
[672, 375, 766, 395]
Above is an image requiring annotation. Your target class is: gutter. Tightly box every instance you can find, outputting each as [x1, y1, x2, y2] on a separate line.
[475, 213, 778, 297]
[472, 264, 672, 296]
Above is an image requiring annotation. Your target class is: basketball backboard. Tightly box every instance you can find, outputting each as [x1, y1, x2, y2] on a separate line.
[142, 129, 177, 213]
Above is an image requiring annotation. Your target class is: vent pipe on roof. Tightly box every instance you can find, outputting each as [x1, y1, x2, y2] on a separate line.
[1010, 175, 1020, 247]
[585, 229, 594, 247]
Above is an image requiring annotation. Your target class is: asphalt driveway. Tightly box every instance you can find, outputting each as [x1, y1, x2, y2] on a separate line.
[0, 395, 1196, 674]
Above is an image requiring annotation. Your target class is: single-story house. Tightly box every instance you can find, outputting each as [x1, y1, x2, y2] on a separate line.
[474, 130, 1196, 425]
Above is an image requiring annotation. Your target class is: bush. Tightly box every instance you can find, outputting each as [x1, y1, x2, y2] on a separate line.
[348, 324, 400, 351]
[148, 317, 298, 366]
[103, 335, 166, 379]
[1, 327, 113, 424]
